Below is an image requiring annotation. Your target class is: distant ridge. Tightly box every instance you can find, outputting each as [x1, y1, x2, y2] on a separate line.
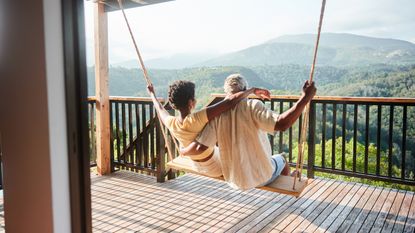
[197, 33, 415, 67]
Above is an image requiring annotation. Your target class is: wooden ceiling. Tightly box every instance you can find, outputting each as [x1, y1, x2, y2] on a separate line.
[103, 0, 173, 12]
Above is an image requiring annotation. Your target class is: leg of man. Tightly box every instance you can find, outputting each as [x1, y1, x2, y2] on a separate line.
[259, 154, 287, 186]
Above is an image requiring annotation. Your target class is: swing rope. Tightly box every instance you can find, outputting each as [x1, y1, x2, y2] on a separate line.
[116, 0, 179, 162]
[293, 0, 326, 189]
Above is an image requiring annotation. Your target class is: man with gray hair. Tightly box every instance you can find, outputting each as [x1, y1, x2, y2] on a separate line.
[180, 73, 316, 190]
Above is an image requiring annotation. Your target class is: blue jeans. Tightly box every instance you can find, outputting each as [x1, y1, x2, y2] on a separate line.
[261, 154, 287, 186]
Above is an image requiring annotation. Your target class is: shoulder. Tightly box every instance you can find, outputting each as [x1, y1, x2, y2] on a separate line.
[164, 115, 176, 127]
[247, 99, 267, 110]
[186, 109, 208, 124]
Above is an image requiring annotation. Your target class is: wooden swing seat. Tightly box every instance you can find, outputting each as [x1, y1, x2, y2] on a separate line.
[167, 156, 309, 197]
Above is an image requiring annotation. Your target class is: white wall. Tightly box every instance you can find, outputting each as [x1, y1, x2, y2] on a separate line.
[43, 0, 72, 232]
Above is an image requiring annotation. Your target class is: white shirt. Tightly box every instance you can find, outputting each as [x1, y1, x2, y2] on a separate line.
[197, 99, 279, 190]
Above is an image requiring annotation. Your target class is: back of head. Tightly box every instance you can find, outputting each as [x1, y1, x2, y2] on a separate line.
[224, 73, 248, 94]
[168, 80, 195, 110]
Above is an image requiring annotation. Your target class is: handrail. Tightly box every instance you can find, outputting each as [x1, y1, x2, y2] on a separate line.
[88, 96, 164, 102]
[210, 94, 415, 104]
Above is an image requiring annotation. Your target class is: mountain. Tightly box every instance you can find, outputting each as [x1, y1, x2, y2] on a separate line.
[87, 65, 275, 106]
[112, 53, 218, 69]
[87, 64, 415, 108]
[197, 33, 415, 67]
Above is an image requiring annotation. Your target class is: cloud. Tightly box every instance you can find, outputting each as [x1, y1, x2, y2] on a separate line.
[84, 0, 415, 60]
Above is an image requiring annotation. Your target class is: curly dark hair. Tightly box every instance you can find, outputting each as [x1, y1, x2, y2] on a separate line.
[168, 80, 195, 110]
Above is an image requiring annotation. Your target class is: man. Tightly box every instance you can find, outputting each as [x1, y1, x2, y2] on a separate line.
[180, 74, 316, 190]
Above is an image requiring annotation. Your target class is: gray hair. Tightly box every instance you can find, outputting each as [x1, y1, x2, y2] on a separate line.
[223, 73, 248, 94]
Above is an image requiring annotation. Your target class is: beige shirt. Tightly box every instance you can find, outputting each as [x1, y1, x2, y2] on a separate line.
[165, 109, 214, 160]
[197, 99, 278, 190]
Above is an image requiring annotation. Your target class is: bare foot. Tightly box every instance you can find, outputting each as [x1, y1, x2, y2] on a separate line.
[280, 153, 290, 176]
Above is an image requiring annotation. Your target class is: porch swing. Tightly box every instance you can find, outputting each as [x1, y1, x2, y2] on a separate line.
[110, 0, 327, 197]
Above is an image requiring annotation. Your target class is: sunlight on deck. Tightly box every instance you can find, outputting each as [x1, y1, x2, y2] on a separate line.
[90, 171, 415, 233]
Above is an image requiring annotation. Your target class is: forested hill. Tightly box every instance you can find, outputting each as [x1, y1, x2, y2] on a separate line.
[87, 64, 415, 107]
[197, 33, 415, 67]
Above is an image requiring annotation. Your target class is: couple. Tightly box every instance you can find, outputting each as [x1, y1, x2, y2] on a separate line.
[148, 74, 316, 190]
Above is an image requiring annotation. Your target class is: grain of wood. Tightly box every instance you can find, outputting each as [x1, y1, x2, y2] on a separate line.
[369, 189, 398, 232]
[358, 188, 391, 233]
[224, 182, 314, 233]
[251, 179, 327, 232]
[276, 180, 342, 232]
[403, 191, 415, 233]
[392, 192, 413, 232]
[62, 171, 415, 232]
[325, 184, 369, 232]
[381, 190, 406, 232]
[335, 185, 375, 233]
[344, 186, 383, 233]
[287, 181, 348, 233]
[94, 2, 111, 175]
[313, 183, 362, 233]
[197, 189, 274, 232]
[302, 181, 355, 232]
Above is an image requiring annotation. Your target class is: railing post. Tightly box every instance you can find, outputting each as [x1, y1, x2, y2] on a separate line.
[166, 108, 177, 180]
[156, 119, 166, 183]
[307, 101, 316, 179]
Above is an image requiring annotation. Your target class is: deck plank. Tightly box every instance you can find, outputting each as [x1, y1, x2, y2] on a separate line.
[381, 190, 406, 233]
[254, 179, 330, 233]
[370, 188, 398, 232]
[192, 189, 267, 232]
[224, 181, 318, 233]
[135, 177, 230, 232]
[200, 189, 277, 232]
[276, 179, 343, 232]
[249, 179, 326, 233]
[345, 186, 383, 233]
[392, 191, 414, 232]
[313, 182, 363, 233]
[358, 188, 391, 232]
[289, 181, 349, 233]
[403, 192, 415, 233]
[325, 184, 369, 232]
[302, 181, 356, 232]
[170, 186, 251, 232]
[335, 185, 376, 233]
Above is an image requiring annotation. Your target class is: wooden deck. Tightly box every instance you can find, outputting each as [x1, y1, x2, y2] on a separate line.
[91, 171, 415, 233]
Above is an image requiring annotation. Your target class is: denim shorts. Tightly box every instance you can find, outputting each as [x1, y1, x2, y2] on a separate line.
[261, 154, 287, 186]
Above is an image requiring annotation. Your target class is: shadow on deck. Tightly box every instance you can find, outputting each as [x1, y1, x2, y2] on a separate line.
[91, 171, 415, 233]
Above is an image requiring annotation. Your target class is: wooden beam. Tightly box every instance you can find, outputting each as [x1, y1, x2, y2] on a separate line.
[103, 0, 174, 12]
[94, 2, 111, 175]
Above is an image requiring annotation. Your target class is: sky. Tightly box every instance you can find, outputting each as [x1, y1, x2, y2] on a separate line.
[83, 0, 415, 65]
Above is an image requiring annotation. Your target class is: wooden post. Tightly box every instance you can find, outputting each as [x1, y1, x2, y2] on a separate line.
[94, 2, 111, 175]
[307, 101, 316, 179]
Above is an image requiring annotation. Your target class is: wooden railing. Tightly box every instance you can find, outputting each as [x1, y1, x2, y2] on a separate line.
[88, 95, 415, 186]
[209, 94, 415, 185]
[88, 96, 169, 181]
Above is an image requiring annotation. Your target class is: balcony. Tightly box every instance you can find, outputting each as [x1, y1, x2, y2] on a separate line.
[6, 95, 414, 232]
